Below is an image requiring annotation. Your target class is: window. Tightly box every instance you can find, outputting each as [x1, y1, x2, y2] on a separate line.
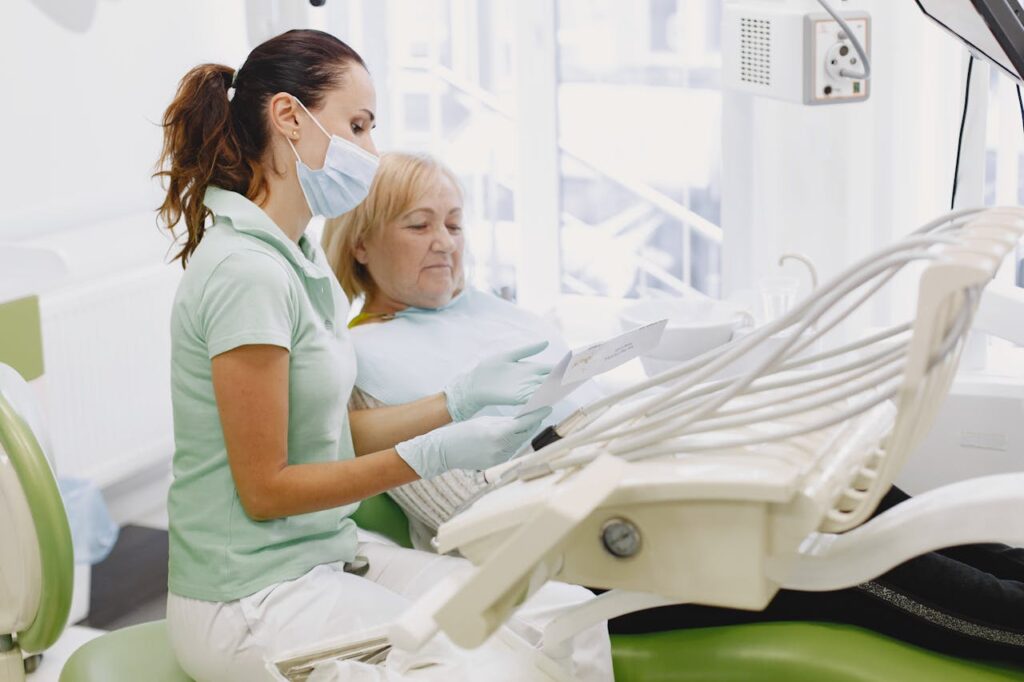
[384, 0, 521, 299]
[556, 0, 724, 299]
[374, 0, 725, 303]
[983, 68, 1024, 286]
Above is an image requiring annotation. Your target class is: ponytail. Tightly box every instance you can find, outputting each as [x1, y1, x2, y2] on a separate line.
[155, 29, 366, 267]
[156, 64, 260, 266]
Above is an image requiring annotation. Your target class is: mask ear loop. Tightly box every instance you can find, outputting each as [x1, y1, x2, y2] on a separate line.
[291, 94, 379, 167]
[292, 95, 333, 140]
[288, 94, 335, 166]
[288, 95, 333, 166]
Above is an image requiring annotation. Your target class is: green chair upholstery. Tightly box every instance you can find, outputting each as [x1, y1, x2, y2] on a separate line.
[59, 620, 192, 682]
[57, 620, 1024, 682]
[610, 624, 1024, 682]
[351, 490, 414, 549]
[0, 296, 45, 382]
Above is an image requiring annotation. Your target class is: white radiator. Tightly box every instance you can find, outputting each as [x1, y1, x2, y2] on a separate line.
[39, 263, 181, 485]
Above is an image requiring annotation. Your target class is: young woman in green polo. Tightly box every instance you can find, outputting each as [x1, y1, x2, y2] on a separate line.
[156, 28, 612, 682]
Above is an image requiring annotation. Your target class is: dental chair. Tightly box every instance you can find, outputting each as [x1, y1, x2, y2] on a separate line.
[0, 293, 73, 682]
[0, 371, 73, 681]
[273, 208, 1024, 680]
[382, 207, 1024, 677]
[0, 372, 1017, 682]
[0, 366, 189, 682]
[5, 215, 1023, 680]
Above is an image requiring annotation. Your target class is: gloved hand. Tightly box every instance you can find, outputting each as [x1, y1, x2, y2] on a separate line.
[444, 341, 553, 422]
[395, 407, 552, 480]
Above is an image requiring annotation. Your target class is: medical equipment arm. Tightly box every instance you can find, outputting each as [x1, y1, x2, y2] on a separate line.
[397, 207, 1024, 651]
[915, 0, 1024, 84]
[390, 454, 627, 650]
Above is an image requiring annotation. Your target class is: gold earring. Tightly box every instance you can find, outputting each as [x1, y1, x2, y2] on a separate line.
[292, 130, 299, 138]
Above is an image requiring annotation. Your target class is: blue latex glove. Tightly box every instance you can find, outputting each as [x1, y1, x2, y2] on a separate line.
[396, 407, 552, 480]
[444, 341, 553, 422]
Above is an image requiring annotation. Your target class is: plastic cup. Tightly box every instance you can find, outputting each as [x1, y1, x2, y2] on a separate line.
[758, 275, 800, 323]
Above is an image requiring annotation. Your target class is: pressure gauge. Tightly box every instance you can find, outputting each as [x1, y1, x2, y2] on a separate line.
[601, 518, 642, 558]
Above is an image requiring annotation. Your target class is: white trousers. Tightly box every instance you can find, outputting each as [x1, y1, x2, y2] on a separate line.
[167, 531, 612, 681]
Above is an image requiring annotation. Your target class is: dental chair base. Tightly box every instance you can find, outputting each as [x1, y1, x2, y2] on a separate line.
[0, 646, 26, 682]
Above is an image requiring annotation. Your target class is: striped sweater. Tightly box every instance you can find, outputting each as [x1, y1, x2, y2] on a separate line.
[350, 388, 484, 551]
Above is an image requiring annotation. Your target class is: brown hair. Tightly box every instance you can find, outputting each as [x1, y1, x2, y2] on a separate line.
[155, 29, 366, 266]
[322, 152, 462, 302]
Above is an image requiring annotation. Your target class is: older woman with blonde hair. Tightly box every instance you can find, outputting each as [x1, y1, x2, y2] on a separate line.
[323, 151, 612, 679]
[326, 153, 466, 318]
[323, 152, 604, 549]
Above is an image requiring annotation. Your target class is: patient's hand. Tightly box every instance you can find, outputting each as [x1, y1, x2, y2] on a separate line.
[444, 341, 552, 421]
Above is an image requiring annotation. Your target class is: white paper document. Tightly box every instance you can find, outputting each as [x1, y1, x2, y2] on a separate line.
[517, 319, 667, 416]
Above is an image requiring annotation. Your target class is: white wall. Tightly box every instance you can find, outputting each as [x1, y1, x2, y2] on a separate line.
[0, 0, 396, 244]
[0, 0, 250, 241]
[0, 1, 304, 522]
[721, 1, 966, 328]
[0, 2, 395, 507]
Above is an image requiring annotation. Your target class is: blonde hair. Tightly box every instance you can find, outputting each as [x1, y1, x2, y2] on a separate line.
[323, 152, 462, 302]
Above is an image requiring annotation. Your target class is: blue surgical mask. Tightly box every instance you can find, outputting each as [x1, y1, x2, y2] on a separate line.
[288, 96, 379, 218]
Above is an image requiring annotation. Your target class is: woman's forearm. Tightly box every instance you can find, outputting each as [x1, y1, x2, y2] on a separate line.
[245, 449, 418, 520]
[349, 393, 451, 455]
[212, 345, 423, 520]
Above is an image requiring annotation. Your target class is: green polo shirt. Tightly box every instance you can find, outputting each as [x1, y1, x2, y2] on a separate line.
[167, 186, 358, 602]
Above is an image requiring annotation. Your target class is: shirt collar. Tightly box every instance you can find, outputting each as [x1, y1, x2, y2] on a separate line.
[394, 288, 470, 318]
[204, 186, 328, 282]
